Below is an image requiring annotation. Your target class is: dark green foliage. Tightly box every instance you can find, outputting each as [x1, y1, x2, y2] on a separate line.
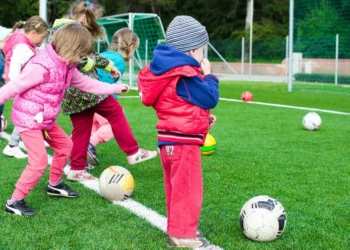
[294, 73, 350, 84]
[295, 0, 350, 59]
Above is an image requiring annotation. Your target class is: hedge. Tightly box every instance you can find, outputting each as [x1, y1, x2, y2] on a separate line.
[294, 73, 350, 84]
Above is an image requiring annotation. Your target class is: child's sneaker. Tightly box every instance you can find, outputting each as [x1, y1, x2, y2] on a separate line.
[45, 181, 79, 198]
[127, 148, 157, 165]
[87, 141, 99, 166]
[4, 199, 37, 216]
[196, 230, 204, 238]
[3, 145, 27, 158]
[66, 169, 97, 181]
[84, 161, 94, 169]
[167, 236, 209, 248]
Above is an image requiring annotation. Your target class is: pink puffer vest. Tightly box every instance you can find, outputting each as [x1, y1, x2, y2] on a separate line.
[3, 30, 36, 82]
[11, 44, 76, 130]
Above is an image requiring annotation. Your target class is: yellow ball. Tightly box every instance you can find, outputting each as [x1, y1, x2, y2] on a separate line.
[99, 166, 134, 201]
[200, 134, 216, 156]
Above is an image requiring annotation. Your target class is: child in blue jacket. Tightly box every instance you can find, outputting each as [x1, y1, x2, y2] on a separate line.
[87, 28, 140, 166]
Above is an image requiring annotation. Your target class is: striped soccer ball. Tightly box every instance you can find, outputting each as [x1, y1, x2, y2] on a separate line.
[1, 115, 7, 132]
[99, 166, 134, 201]
[200, 134, 216, 156]
[302, 112, 321, 131]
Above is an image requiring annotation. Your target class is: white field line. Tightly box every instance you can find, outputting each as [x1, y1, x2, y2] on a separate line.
[119, 96, 350, 116]
[0, 132, 223, 250]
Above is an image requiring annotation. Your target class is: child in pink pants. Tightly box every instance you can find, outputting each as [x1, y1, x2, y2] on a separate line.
[138, 16, 219, 248]
[0, 23, 129, 216]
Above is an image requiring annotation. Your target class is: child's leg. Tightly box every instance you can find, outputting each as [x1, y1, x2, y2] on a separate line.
[94, 96, 139, 156]
[10, 130, 48, 202]
[160, 144, 203, 239]
[8, 127, 21, 147]
[69, 109, 94, 171]
[90, 113, 114, 146]
[45, 123, 73, 185]
[3, 127, 27, 158]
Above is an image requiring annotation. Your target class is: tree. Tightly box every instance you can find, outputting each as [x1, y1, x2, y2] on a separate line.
[295, 0, 349, 58]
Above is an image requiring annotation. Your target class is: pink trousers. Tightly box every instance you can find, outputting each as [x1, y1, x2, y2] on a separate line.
[160, 144, 203, 238]
[11, 123, 72, 201]
[90, 113, 113, 146]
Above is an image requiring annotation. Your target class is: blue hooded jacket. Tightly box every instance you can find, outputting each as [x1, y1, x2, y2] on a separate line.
[150, 44, 219, 109]
[97, 51, 126, 99]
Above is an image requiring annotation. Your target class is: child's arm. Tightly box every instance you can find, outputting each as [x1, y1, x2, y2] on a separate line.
[78, 53, 114, 73]
[8, 44, 35, 81]
[177, 58, 219, 109]
[176, 74, 219, 109]
[0, 64, 46, 104]
[70, 68, 128, 95]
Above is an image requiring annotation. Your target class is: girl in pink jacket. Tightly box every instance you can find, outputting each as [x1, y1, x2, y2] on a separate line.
[3, 16, 49, 159]
[0, 23, 129, 216]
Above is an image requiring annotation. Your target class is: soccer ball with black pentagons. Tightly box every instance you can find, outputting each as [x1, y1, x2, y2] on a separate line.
[239, 195, 287, 242]
[302, 112, 321, 131]
[99, 166, 134, 201]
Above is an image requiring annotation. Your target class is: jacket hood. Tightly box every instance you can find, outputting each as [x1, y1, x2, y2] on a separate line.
[150, 44, 200, 75]
[138, 45, 201, 106]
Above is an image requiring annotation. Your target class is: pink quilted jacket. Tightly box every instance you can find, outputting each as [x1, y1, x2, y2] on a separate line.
[11, 44, 75, 130]
[3, 30, 36, 82]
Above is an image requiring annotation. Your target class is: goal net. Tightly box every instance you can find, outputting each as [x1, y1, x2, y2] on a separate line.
[97, 13, 166, 89]
[291, 0, 350, 88]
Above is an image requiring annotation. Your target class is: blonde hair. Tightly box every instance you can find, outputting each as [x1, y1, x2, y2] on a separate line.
[12, 16, 49, 35]
[68, 0, 105, 39]
[109, 28, 139, 61]
[53, 23, 94, 60]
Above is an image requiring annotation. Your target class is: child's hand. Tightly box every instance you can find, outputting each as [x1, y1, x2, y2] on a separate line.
[110, 66, 121, 78]
[200, 58, 211, 75]
[209, 114, 216, 129]
[115, 84, 129, 94]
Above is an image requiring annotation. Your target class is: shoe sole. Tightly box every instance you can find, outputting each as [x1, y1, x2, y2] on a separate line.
[66, 177, 97, 182]
[3, 152, 27, 159]
[46, 192, 79, 198]
[46, 187, 79, 198]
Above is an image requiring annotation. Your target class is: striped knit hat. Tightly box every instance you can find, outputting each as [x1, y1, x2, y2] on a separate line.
[166, 15, 209, 52]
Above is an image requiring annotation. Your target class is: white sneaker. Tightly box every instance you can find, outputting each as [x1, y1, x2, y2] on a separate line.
[3, 145, 27, 159]
[127, 148, 158, 165]
[18, 141, 26, 150]
[167, 236, 209, 248]
[66, 170, 97, 182]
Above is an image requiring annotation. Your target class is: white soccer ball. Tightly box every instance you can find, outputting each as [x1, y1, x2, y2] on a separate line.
[302, 112, 321, 131]
[99, 166, 134, 201]
[239, 195, 287, 242]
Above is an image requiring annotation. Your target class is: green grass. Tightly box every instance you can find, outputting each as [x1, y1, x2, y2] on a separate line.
[0, 81, 349, 249]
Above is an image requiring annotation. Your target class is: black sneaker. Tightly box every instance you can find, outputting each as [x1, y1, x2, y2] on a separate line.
[4, 200, 37, 216]
[45, 181, 79, 198]
[87, 141, 99, 166]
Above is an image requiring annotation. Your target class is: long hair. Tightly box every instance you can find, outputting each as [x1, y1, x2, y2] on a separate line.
[53, 23, 94, 60]
[67, 0, 105, 39]
[109, 28, 140, 61]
